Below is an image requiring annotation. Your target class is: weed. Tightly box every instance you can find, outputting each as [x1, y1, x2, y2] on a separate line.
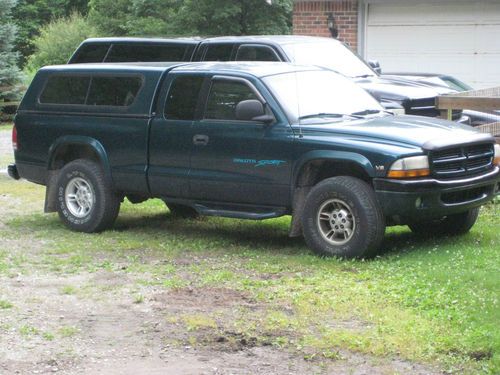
[0, 300, 13, 309]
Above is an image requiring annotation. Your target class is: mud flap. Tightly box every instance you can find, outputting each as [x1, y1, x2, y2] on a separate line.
[289, 186, 310, 237]
[44, 170, 59, 213]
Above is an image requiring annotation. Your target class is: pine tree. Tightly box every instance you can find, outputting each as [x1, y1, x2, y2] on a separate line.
[0, 0, 23, 114]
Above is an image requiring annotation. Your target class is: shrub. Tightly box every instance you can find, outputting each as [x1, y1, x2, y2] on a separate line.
[26, 13, 97, 72]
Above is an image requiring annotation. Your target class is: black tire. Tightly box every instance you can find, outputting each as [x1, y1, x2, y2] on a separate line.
[165, 202, 199, 219]
[301, 176, 385, 259]
[56, 159, 120, 233]
[408, 208, 479, 236]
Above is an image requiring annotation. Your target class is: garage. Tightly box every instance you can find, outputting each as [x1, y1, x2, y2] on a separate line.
[364, 1, 500, 89]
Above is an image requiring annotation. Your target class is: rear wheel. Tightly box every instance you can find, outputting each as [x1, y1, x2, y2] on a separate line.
[56, 159, 120, 232]
[408, 208, 479, 236]
[301, 176, 385, 258]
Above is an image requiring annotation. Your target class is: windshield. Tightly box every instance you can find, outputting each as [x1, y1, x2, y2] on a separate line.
[282, 40, 375, 78]
[263, 70, 385, 124]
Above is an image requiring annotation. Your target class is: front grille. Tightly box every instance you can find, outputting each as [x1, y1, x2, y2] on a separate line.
[430, 143, 494, 178]
[405, 97, 461, 119]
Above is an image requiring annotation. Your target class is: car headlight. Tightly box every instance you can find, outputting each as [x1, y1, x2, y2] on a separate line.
[387, 155, 430, 178]
[494, 144, 500, 166]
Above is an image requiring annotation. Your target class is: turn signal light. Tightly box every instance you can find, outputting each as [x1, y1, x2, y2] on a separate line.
[387, 168, 430, 178]
[494, 144, 500, 166]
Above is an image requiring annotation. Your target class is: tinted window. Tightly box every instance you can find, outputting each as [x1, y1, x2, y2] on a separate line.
[165, 76, 205, 120]
[204, 80, 259, 120]
[70, 44, 110, 63]
[39, 76, 90, 105]
[106, 44, 187, 62]
[86, 76, 143, 106]
[235, 45, 279, 62]
[203, 44, 234, 61]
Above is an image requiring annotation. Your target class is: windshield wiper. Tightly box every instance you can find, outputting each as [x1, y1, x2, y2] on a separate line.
[353, 74, 375, 79]
[351, 109, 384, 116]
[299, 112, 361, 121]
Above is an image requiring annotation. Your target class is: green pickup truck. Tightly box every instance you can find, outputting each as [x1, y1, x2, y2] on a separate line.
[9, 62, 500, 258]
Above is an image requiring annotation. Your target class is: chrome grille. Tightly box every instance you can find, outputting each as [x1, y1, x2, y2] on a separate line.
[430, 143, 494, 178]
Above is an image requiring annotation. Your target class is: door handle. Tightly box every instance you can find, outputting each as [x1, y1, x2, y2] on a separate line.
[193, 134, 209, 146]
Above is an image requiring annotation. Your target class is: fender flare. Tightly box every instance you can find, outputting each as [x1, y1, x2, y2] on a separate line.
[47, 135, 112, 180]
[292, 150, 375, 190]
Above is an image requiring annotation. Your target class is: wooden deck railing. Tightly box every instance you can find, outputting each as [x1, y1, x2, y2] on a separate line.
[436, 87, 500, 141]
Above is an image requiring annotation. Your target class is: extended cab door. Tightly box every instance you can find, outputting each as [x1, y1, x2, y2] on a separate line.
[148, 73, 206, 197]
[189, 75, 294, 206]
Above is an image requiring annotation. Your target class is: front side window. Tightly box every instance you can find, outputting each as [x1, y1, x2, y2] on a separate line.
[164, 76, 205, 120]
[86, 76, 143, 106]
[204, 79, 259, 121]
[235, 45, 280, 62]
[39, 76, 90, 105]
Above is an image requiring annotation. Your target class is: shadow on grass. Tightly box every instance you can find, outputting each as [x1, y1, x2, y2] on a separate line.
[6, 208, 470, 262]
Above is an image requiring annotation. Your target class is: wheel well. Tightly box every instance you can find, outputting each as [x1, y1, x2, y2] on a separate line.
[288, 159, 372, 238]
[295, 159, 371, 189]
[49, 144, 100, 170]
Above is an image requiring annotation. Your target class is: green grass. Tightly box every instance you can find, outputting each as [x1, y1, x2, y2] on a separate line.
[0, 175, 498, 373]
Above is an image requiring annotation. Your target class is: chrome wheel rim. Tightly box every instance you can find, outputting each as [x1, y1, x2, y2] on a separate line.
[65, 177, 94, 218]
[317, 199, 356, 245]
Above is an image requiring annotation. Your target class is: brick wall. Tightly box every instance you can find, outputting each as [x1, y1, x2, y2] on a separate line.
[293, 0, 359, 52]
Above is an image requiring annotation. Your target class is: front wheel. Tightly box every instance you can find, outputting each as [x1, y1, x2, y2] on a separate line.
[408, 208, 479, 236]
[301, 176, 385, 258]
[56, 159, 120, 232]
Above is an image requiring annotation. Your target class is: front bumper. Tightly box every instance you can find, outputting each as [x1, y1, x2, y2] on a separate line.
[8, 164, 20, 180]
[374, 166, 500, 222]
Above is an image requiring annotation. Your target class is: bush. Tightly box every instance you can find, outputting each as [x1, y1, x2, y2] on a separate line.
[26, 13, 97, 72]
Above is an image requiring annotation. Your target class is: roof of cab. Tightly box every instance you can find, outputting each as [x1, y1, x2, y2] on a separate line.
[79, 37, 202, 45]
[39, 61, 324, 78]
[201, 35, 338, 45]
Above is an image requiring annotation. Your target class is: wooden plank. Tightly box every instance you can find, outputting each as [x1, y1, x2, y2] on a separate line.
[0, 102, 20, 107]
[476, 122, 500, 136]
[436, 96, 500, 111]
[0, 85, 26, 92]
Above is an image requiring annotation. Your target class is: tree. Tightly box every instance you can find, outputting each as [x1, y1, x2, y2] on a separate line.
[87, 0, 292, 37]
[0, 0, 23, 113]
[12, 0, 89, 66]
[177, 0, 292, 36]
[26, 13, 97, 72]
[88, 0, 181, 36]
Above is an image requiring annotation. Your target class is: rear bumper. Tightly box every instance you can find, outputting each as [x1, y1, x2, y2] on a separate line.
[374, 166, 500, 222]
[8, 164, 20, 180]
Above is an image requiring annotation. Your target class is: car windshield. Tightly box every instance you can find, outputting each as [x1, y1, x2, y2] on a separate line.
[263, 70, 385, 124]
[282, 40, 376, 78]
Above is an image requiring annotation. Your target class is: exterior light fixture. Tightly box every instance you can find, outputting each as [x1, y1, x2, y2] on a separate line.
[327, 13, 338, 38]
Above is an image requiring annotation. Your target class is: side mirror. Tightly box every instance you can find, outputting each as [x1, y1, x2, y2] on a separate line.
[368, 60, 382, 74]
[235, 99, 274, 123]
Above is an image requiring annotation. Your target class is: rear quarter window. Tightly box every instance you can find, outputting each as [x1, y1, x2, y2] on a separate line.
[203, 44, 234, 61]
[39, 74, 144, 108]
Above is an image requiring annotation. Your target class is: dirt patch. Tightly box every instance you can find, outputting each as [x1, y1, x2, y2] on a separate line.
[152, 287, 256, 311]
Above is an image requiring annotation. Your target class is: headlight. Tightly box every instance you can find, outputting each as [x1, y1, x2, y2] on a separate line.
[494, 144, 500, 166]
[387, 155, 430, 178]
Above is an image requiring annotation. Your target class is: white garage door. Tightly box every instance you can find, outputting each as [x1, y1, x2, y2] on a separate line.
[365, 1, 500, 89]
